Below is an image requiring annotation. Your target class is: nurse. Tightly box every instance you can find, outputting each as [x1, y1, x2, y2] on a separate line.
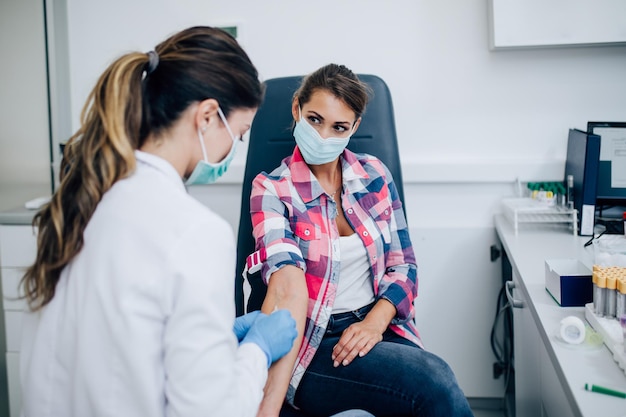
[19, 26, 296, 417]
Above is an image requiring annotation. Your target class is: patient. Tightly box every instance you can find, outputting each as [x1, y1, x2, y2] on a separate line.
[250, 63, 474, 417]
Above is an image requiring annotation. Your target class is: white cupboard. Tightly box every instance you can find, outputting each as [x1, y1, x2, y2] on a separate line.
[0, 224, 36, 417]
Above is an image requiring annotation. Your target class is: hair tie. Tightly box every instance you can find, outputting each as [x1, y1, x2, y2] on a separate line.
[146, 50, 159, 75]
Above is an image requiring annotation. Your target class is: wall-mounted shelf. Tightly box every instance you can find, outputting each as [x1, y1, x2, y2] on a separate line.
[488, 0, 626, 49]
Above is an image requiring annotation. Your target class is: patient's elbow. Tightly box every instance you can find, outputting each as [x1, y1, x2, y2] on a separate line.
[266, 265, 308, 309]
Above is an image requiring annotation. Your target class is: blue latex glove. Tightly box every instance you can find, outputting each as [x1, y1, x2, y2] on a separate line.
[233, 311, 262, 342]
[241, 309, 297, 367]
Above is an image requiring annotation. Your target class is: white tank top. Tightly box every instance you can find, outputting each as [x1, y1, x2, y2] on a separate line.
[332, 233, 375, 313]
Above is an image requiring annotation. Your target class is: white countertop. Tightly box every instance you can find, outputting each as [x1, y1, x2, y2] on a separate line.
[495, 215, 626, 417]
[0, 183, 51, 225]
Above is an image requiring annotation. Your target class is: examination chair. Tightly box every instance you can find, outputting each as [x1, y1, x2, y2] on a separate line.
[235, 74, 406, 317]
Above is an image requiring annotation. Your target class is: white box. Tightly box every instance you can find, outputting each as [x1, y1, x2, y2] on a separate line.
[545, 259, 593, 307]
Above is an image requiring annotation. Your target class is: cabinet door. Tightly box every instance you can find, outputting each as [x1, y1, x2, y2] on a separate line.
[1, 268, 27, 312]
[6, 353, 20, 417]
[0, 226, 37, 267]
[1, 225, 36, 417]
[508, 271, 543, 417]
[540, 342, 574, 417]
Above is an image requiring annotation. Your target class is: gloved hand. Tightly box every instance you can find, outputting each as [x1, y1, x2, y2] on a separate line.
[241, 309, 297, 367]
[233, 310, 262, 342]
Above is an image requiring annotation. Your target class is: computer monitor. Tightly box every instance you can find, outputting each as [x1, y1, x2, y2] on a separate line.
[587, 121, 626, 208]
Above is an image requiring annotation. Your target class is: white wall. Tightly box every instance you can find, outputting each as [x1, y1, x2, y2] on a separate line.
[56, 0, 626, 400]
[66, 0, 626, 184]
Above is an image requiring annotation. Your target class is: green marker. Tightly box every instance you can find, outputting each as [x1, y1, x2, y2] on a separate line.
[584, 383, 626, 399]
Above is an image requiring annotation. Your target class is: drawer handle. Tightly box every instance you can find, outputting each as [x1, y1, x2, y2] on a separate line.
[505, 281, 524, 308]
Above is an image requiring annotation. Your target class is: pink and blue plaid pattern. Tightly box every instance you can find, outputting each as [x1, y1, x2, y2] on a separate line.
[250, 147, 422, 404]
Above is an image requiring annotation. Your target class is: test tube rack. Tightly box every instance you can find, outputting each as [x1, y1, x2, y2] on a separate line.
[501, 198, 578, 235]
[584, 303, 626, 376]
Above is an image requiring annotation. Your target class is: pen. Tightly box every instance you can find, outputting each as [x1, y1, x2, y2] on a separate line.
[584, 383, 626, 399]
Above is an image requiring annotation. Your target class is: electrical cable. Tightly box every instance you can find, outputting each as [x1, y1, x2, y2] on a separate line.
[490, 286, 507, 364]
[490, 283, 514, 417]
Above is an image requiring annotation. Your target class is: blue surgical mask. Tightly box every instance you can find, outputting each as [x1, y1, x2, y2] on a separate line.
[293, 108, 354, 165]
[185, 107, 239, 185]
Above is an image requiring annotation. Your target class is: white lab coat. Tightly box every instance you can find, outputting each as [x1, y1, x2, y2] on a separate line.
[20, 151, 267, 417]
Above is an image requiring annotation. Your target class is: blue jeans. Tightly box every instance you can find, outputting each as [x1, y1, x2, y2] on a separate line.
[288, 303, 474, 417]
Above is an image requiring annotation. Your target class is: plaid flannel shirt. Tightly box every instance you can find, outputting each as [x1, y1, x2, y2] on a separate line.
[250, 146, 422, 404]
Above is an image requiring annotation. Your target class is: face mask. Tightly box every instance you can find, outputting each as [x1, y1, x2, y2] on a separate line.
[185, 107, 239, 185]
[293, 108, 354, 165]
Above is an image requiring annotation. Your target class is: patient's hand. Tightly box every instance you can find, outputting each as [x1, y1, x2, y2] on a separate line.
[332, 299, 395, 367]
[332, 321, 383, 367]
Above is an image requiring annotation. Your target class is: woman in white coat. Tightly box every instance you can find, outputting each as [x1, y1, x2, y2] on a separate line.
[19, 26, 296, 417]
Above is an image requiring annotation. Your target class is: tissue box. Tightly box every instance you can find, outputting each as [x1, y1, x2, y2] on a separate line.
[545, 259, 593, 307]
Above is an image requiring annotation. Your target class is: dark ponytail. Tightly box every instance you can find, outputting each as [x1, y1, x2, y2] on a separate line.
[294, 63, 370, 118]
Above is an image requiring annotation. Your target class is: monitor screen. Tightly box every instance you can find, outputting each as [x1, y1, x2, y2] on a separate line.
[587, 121, 626, 207]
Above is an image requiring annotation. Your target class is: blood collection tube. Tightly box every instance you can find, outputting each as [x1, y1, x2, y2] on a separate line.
[592, 266, 599, 308]
[606, 276, 617, 319]
[617, 279, 626, 320]
[595, 273, 607, 317]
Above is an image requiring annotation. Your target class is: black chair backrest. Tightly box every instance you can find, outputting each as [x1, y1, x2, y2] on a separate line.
[235, 74, 405, 315]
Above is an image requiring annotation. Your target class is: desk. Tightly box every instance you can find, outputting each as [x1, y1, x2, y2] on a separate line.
[495, 214, 626, 417]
